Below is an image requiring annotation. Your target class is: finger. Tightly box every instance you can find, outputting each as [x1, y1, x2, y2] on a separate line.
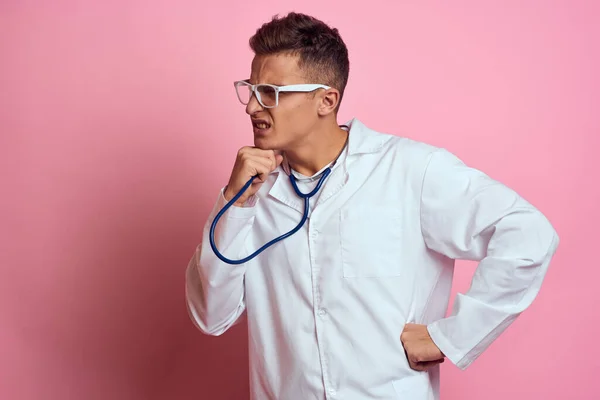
[258, 151, 280, 171]
[275, 154, 284, 167]
[239, 150, 271, 171]
[262, 153, 283, 171]
[404, 345, 444, 364]
[251, 155, 277, 173]
[414, 349, 444, 363]
[242, 147, 278, 160]
[248, 160, 271, 182]
[409, 358, 444, 372]
[400, 331, 410, 345]
[240, 148, 277, 170]
[408, 358, 426, 372]
[418, 359, 445, 370]
[404, 346, 422, 372]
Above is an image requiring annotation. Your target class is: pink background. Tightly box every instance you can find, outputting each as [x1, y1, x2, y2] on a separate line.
[1, 1, 598, 399]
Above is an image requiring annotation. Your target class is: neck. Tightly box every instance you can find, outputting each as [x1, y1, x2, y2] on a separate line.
[284, 120, 349, 177]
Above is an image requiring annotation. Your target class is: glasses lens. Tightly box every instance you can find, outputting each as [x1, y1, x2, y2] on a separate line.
[256, 85, 277, 107]
[235, 83, 251, 104]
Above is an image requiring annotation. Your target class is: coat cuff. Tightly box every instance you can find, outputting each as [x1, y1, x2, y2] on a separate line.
[215, 187, 259, 219]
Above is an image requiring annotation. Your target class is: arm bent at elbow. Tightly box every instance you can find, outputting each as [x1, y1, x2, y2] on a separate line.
[184, 189, 258, 336]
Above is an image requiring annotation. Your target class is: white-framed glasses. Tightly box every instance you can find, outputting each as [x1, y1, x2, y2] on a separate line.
[234, 80, 331, 108]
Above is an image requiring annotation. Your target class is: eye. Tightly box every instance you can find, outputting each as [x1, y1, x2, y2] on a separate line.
[258, 85, 276, 95]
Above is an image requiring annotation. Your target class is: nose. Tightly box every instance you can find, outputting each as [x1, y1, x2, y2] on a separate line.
[245, 91, 263, 115]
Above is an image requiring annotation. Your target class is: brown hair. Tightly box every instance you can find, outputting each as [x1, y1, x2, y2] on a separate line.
[249, 12, 350, 111]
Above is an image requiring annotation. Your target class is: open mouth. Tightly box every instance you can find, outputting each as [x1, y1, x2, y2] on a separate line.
[252, 119, 271, 130]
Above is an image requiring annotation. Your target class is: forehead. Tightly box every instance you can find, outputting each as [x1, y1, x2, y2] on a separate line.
[250, 53, 307, 85]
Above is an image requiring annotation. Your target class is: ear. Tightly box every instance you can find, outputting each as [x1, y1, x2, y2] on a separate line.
[317, 88, 340, 116]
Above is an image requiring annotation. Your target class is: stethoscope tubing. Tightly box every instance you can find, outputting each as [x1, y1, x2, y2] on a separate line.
[209, 168, 331, 265]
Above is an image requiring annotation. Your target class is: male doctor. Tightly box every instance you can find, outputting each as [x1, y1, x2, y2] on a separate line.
[185, 12, 559, 400]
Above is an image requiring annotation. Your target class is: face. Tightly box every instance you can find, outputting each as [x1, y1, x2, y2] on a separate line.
[244, 53, 334, 150]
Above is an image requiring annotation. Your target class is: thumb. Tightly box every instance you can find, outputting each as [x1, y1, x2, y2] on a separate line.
[275, 154, 284, 167]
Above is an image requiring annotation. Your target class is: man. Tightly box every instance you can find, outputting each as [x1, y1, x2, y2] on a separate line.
[185, 12, 559, 400]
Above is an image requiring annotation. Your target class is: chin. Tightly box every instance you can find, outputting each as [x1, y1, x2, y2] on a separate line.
[253, 137, 280, 151]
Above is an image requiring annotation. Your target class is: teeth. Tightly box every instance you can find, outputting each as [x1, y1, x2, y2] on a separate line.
[256, 123, 269, 129]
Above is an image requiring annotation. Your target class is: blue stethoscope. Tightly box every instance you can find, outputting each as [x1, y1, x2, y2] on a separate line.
[209, 126, 348, 265]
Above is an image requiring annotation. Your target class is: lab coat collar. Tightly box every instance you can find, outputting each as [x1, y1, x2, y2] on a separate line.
[267, 118, 383, 213]
[344, 118, 386, 155]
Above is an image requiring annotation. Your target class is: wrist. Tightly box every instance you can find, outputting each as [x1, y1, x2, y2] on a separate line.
[223, 186, 250, 208]
[223, 185, 233, 202]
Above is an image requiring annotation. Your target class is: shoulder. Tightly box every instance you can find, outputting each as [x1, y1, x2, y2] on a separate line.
[349, 119, 477, 188]
[353, 120, 447, 167]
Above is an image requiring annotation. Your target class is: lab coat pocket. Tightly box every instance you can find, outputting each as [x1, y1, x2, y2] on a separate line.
[339, 207, 403, 278]
[392, 374, 434, 400]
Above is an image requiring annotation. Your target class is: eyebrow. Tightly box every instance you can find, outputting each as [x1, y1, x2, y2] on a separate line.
[248, 79, 287, 86]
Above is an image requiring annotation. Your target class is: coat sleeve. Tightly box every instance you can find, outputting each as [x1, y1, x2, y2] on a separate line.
[420, 149, 559, 370]
[185, 189, 258, 336]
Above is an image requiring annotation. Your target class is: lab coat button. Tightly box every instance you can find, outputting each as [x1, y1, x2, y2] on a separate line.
[318, 309, 327, 317]
[328, 388, 336, 396]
